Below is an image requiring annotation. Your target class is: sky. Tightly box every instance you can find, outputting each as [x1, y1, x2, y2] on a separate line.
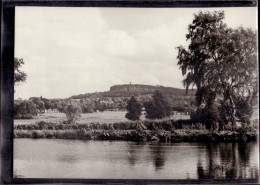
[15, 7, 257, 99]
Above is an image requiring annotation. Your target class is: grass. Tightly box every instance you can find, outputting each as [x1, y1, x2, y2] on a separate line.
[14, 111, 190, 125]
[13, 119, 197, 131]
[13, 110, 258, 142]
[14, 119, 258, 142]
[14, 128, 257, 142]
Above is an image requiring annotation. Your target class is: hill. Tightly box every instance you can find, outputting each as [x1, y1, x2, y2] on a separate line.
[70, 84, 195, 99]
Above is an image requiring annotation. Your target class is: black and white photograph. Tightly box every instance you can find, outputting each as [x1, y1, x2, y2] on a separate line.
[13, 6, 258, 180]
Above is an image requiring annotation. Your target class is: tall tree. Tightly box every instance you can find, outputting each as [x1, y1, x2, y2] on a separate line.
[14, 58, 27, 85]
[144, 91, 171, 119]
[177, 11, 257, 128]
[125, 96, 142, 121]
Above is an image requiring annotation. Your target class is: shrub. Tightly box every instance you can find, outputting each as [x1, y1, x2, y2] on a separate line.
[64, 104, 82, 124]
[191, 104, 220, 130]
[77, 128, 91, 140]
[32, 130, 45, 139]
[108, 124, 114, 130]
[59, 130, 78, 139]
[102, 123, 109, 130]
[72, 124, 79, 130]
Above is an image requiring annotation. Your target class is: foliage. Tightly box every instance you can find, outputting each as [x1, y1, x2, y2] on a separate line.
[191, 104, 220, 130]
[144, 91, 171, 119]
[41, 98, 56, 112]
[54, 100, 68, 113]
[21, 93, 194, 114]
[234, 96, 254, 123]
[169, 96, 194, 113]
[14, 58, 27, 85]
[176, 11, 257, 128]
[218, 100, 233, 127]
[125, 96, 142, 121]
[80, 101, 95, 113]
[30, 98, 45, 113]
[14, 120, 257, 142]
[64, 104, 82, 124]
[14, 100, 38, 119]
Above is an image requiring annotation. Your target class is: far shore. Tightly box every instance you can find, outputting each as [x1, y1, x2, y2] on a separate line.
[14, 120, 257, 143]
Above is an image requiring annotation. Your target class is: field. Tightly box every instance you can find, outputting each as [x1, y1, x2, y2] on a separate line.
[14, 110, 258, 142]
[14, 111, 190, 125]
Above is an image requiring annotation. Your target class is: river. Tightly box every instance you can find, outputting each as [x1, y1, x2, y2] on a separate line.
[14, 139, 258, 179]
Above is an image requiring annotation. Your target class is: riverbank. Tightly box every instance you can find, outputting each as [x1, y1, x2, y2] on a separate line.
[14, 120, 257, 142]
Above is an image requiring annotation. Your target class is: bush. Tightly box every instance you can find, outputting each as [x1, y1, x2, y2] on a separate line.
[191, 104, 220, 130]
[32, 130, 45, 138]
[64, 104, 82, 124]
[77, 128, 92, 140]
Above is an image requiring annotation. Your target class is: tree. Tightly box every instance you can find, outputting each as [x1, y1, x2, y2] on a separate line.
[80, 101, 95, 113]
[14, 58, 27, 85]
[125, 96, 142, 121]
[64, 104, 82, 124]
[191, 103, 220, 130]
[234, 96, 254, 124]
[41, 98, 56, 112]
[177, 11, 257, 129]
[144, 91, 171, 119]
[14, 100, 38, 119]
[30, 97, 45, 113]
[54, 100, 67, 113]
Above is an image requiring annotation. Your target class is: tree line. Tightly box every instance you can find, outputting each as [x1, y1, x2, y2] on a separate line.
[14, 97, 127, 118]
[125, 90, 172, 121]
[14, 94, 192, 119]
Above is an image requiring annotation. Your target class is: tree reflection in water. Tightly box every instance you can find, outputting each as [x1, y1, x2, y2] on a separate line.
[149, 143, 166, 171]
[197, 158, 205, 179]
[126, 142, 168, 171]
[197, 142, 258, 179]
[126, 142, 145, 166]
[125, 141, 257, 179]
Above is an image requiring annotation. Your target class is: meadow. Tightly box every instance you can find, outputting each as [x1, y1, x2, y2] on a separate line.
[13, 110, 258, 142]
[14, 111, 190, 125]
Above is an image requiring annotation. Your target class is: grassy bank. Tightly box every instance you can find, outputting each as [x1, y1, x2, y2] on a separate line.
[14, 120, 257, 142]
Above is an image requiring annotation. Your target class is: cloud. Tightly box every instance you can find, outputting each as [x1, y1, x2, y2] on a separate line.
[15, 7, 257, 99]
[104, 30, 137, 57]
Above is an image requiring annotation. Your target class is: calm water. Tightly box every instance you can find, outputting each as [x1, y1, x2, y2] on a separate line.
[14, 139, 259, 179]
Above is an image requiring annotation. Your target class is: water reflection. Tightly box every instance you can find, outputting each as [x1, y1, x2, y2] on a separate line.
[57, 154, 78, 163]
[197, 158, 205, 179]
[14, 139, 258, 179]
[149, 143, 166, 171]
[126, 142, 145, 166]
[197, 142, 258, 179]
[126, 142, 168, 171]
[238, 142, 252, 165]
